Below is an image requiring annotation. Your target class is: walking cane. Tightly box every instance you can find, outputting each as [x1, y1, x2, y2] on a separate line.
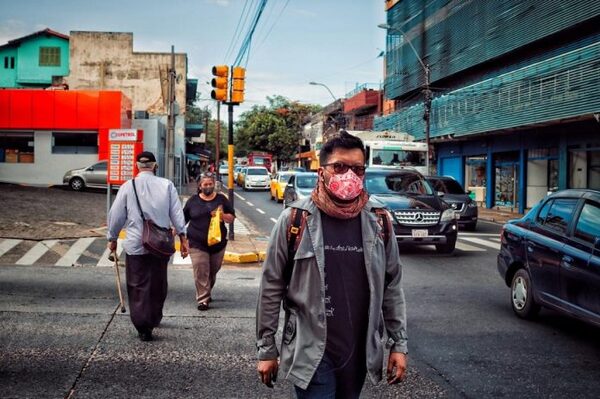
[109, 250, 126, 313]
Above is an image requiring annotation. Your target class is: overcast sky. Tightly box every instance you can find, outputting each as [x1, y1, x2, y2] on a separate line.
[1, 0, 387, 115]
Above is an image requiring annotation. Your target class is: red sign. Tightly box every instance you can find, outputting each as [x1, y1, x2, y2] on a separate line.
[108, 129, 144, 185]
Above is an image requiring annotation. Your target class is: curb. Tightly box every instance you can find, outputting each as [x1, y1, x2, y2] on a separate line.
[223, 251, 266, 264]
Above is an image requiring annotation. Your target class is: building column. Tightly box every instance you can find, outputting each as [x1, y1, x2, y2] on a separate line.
[486, 146, 494, 209]
[558, 135, 568, 190]
[519, 147, 526, 214]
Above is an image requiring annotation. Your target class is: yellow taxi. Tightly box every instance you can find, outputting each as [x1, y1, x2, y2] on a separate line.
[270, 171, 295, 202]
[236, 167, 247, 187]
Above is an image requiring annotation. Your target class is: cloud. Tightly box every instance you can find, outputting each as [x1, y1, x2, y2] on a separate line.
[291, 8, 317, 18]
[0, 19, 30, 44]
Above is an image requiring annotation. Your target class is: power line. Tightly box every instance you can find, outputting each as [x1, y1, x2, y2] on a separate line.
[233, 0, 268, 67]
[224, 0, 255, 62]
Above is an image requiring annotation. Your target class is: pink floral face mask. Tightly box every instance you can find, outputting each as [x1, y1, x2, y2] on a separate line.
[326, 169, 364, 200]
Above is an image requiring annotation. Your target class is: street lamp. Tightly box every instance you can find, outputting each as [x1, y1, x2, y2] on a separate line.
[309, 81, 338, 103]
[378, 23, 432, 175]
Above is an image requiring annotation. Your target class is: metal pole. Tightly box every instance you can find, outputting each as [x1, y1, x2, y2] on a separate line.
[227, 103, 235, 241]
[216, 102, 221, 171]
[166, 45, 175, 181]
[423, 64, 432, 175]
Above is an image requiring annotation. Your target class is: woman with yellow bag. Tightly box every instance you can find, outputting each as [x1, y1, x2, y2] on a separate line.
[183, 172, 235, 311]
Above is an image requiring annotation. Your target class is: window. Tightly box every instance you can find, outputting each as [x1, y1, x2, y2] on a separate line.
[3, 56, 14, 69]
[52, 132, 98, 154]
[247, 168, 268, 176]
[574, 202, 600, 244]
[535, 200, 553, 225]
[297, 175, 317, 189]
[0, 132, 34, 163]
[540, 199, 578, 234]
[39, 47, 61, 66]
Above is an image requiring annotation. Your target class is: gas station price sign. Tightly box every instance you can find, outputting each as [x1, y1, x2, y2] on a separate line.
[107, 129, 144, 185]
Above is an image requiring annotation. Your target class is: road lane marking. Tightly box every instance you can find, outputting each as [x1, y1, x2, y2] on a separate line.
[0, 239, 20, 256]
[459, 232, 501, 237]
[256, 208, 265, 214]
[246, 201, 254, 206]
[234, 193, 246, 201]
[455, 241, 486, 252]
[16, 240, 58, 265]
[55, 237, 96, 266]
[490, 237, 501, 242]
[460, 237, 500, 250]
[270, 218, 277, 223]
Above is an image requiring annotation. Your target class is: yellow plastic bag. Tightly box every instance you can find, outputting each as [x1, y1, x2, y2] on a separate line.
[207, 207, 222, 246]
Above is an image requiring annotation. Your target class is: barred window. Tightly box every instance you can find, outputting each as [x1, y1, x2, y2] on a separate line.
[39, 47, 61, 66]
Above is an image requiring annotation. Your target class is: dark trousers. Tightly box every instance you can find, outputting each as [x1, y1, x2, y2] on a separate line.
[295, 353, 367, 399]
[125, 254, 169, 332]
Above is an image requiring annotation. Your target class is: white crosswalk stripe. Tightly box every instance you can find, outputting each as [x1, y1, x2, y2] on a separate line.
[0, 239, 20, 256]
[455, 241, 486, 252]
[0, 228, 501, 266]
[460, 237, 501, 250]
[56, 237, 96, 266]
[16, 240, 58, 265]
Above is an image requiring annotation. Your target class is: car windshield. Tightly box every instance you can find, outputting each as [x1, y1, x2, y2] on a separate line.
[219, 165, 228, 172]
[428, 178, 465, 194]
[365, 172, 433, 195]
[371, 149, 426, 167]
[297, 175, 317, 189]
[247, 168, 268, 176]
[278, 174, 292, 182]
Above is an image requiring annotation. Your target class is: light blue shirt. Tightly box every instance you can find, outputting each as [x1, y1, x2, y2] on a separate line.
[107, 171, 187, 255]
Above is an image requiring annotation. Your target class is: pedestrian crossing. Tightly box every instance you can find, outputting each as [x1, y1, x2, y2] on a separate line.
[0, 231, 500, 267]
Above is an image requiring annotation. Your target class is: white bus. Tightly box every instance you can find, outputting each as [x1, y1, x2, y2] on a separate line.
[347, 130, 428, 175]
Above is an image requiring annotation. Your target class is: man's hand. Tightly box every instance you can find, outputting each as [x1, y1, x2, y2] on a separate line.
[179, 235, 189, 259]
[257, 359, 279, 388]
[107, 240, 117, 252]
[387, 352, 407, 384]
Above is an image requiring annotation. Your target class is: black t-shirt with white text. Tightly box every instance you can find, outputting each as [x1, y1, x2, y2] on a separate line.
[321, 211, 369, 368]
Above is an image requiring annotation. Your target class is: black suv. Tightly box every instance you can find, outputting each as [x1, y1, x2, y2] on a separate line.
[497, 189, 600, 327]
[365, 168, 458, 253]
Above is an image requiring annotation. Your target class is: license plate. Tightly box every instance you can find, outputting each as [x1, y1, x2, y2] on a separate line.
[412, 229, 429, 237]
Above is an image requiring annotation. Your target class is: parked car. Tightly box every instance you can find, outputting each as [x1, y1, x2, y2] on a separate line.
[218, 164, 229, 182]
[426, 175, 478, 230]
[63, 160, 108, 191]
[270, 171, 295, 202]
[242, 166, 270, 191]
[497, 189, 600, 327]
[283, 172, 318, 208]
[365, 168, 458, 253]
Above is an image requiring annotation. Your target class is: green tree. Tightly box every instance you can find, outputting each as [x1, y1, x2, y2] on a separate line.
[186, 104, 228, 161]
[235, 96, 321, 163]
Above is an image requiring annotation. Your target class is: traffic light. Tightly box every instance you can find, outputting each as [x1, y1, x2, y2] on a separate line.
[211, 65, 229, 102]
[231, 66, 245, 104]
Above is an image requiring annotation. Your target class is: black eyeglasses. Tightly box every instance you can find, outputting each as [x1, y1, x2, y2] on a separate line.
[321, 162, 366, 176]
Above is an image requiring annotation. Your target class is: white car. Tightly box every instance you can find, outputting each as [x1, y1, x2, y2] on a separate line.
[243, 166, 270, 191]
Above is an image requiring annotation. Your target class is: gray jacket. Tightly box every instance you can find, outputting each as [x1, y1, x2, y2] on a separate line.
[256, 197, 408, 390]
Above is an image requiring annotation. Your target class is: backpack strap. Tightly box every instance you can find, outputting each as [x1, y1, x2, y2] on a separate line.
[373, 208, 391, 245]
[284, 207, 307, 286]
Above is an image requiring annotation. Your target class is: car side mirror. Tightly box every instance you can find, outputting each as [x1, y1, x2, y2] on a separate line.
[87, 167, 94, 171]
[594, 237, 600, 251]
[437, 191, 445, 197]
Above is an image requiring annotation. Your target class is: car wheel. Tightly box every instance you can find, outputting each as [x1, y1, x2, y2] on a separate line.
[435, 237, 456, 254]
[69, 177, 85, 191]
[243, 182, 248, 191]
[511, 269, 540, 319]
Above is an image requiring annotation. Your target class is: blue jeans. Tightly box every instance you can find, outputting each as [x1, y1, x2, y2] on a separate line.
[294, 354, 366, 399]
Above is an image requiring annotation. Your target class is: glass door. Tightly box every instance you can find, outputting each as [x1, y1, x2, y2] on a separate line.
[494, 161, 519, 210]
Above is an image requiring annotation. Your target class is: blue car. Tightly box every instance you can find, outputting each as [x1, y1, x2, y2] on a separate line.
[497, 189, 600, 327]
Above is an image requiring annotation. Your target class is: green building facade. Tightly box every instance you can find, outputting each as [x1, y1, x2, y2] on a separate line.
[0, 28, 69, 88]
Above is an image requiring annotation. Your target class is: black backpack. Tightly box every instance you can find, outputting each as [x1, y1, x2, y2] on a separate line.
[283, 207, 391, 285]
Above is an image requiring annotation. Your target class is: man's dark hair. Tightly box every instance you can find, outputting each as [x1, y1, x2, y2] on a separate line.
[319, 130, 366, 165]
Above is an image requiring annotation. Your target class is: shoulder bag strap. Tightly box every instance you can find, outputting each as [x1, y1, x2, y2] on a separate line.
[131, 179, 146, 222]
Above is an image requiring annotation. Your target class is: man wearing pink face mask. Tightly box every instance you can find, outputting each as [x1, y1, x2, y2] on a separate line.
[256, 131, 408, 398]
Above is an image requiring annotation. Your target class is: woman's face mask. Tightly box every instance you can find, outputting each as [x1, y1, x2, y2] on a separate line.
[201, 187, 214, 195]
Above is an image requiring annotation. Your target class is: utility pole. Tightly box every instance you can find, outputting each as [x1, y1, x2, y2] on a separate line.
[423, 64, 432, 175]
[227, 103, 235, 240]
[166, 45, 176, 181]
[216, 101, 221, 169]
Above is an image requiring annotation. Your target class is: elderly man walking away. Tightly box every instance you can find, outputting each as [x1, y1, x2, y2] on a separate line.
[256, 131, 408, 398]
[107, 151, 189, 342]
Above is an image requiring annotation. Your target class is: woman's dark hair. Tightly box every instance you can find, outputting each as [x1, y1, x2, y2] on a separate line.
[319, 130, 365, 165]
